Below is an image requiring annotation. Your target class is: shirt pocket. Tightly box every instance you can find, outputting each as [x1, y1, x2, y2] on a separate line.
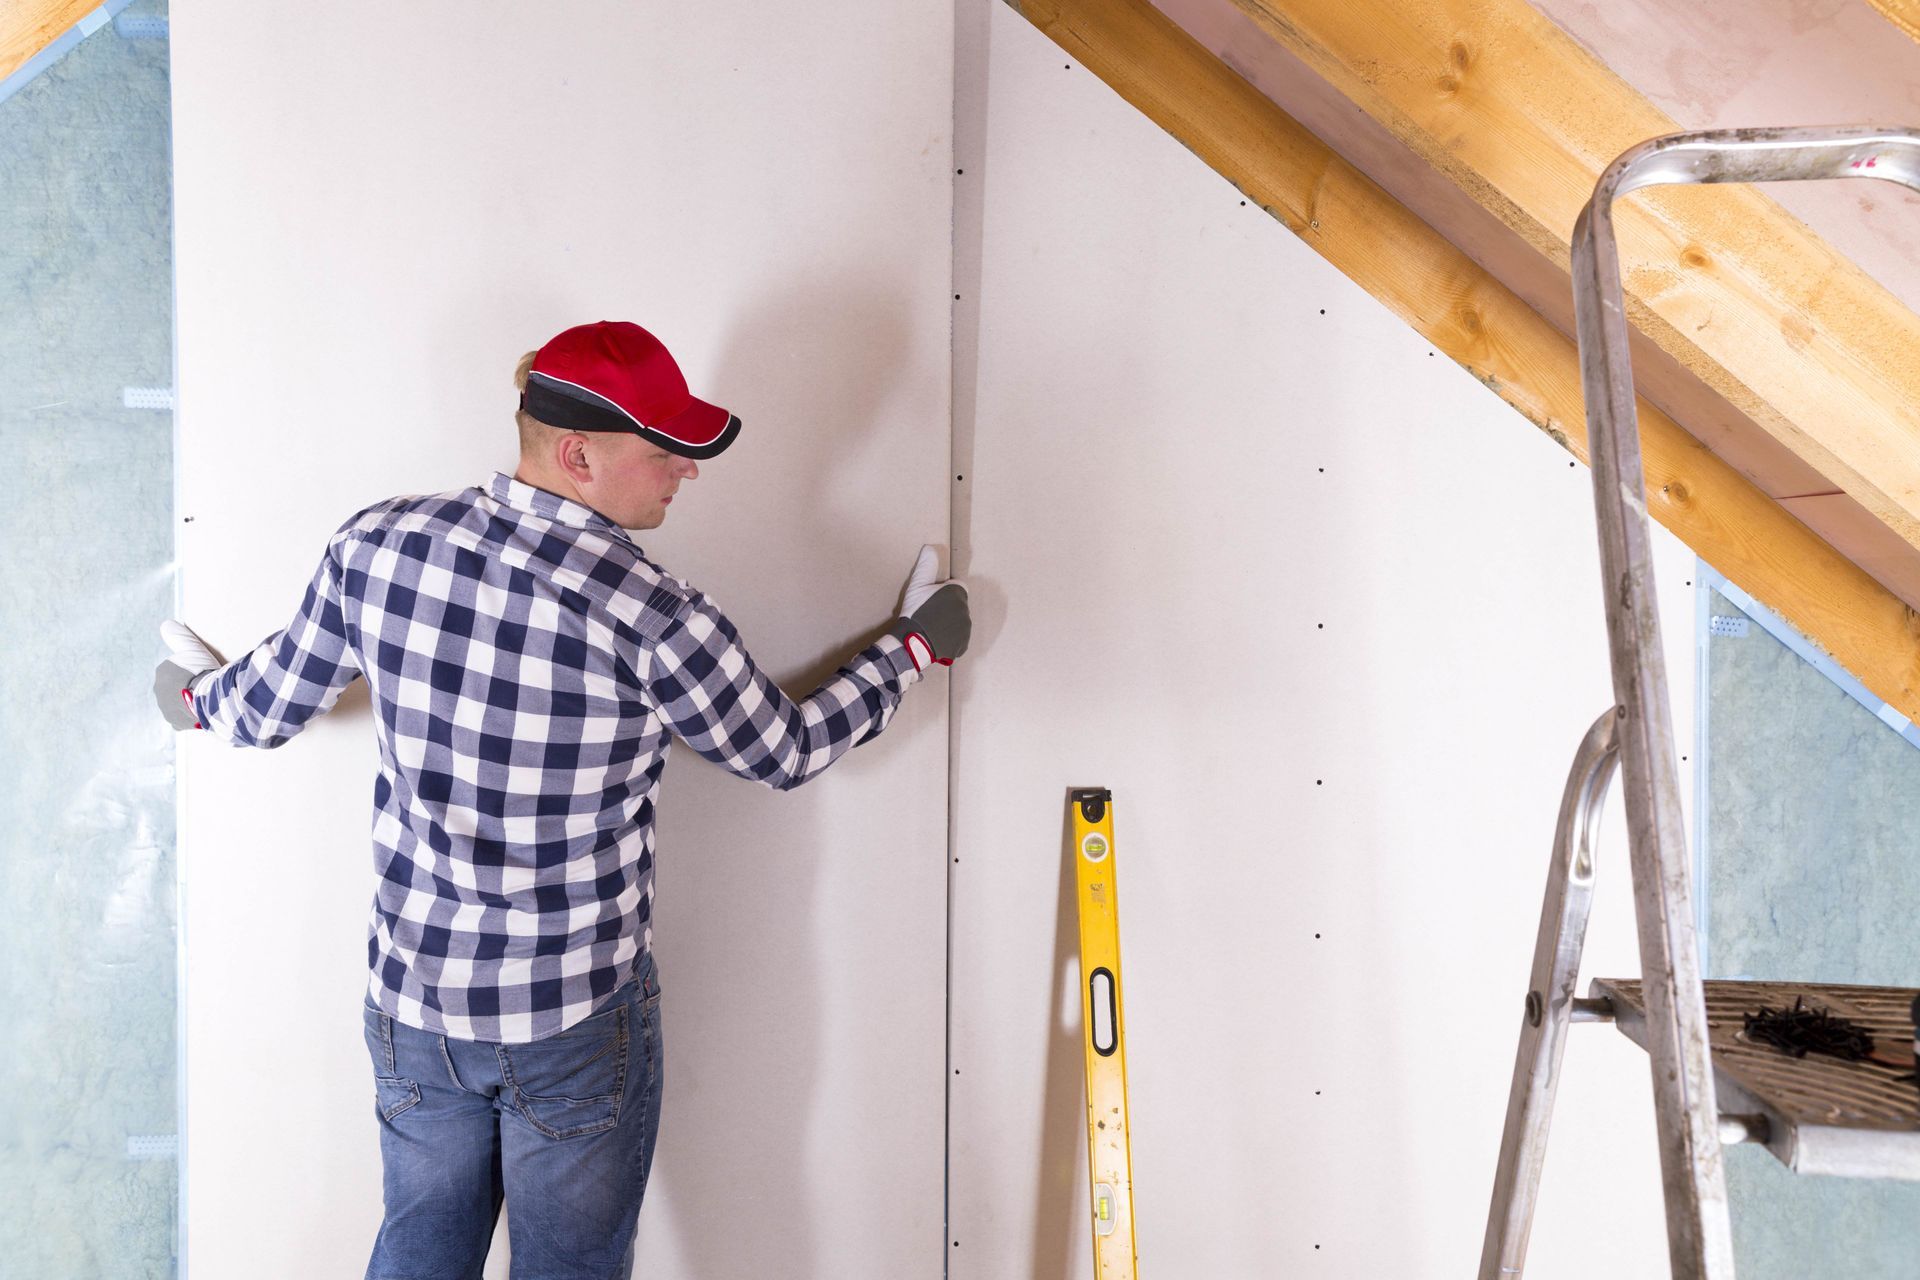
[495, 1000, 630, 1140]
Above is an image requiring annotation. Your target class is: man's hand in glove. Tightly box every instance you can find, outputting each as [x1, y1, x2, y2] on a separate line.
[889, 545, 971, 672]
[153, 620, 226, 732]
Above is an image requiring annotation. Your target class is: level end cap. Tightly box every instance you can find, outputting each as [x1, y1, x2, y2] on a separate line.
[1069, 788, 1112, 822]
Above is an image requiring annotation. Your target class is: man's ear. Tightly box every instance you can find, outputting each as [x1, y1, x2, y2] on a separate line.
[556, 432, 593, 484]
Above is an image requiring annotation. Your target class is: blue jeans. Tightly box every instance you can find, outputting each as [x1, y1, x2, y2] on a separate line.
[361, 955, 664, 1280]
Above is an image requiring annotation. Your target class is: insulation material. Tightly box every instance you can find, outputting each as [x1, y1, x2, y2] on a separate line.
[0, 2, 179, 1275]
[1703, 587, 1920, 1274]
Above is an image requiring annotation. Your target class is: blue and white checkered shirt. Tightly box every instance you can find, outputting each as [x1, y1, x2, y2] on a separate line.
[191, 472, 921, 1043]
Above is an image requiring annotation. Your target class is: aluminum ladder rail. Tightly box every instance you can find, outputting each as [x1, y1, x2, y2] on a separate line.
[1479, 125, 1920, 1280]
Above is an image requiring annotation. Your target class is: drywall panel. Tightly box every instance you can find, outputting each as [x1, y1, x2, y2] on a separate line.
[170, 4, 953, 1276]
[948, 6, 1697, 1276]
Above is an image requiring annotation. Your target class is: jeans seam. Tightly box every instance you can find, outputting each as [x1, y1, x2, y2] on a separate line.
[438, 1035, 465, 1091]
[612, 1003, 631, 1123]
[643, 997, 658, 1131]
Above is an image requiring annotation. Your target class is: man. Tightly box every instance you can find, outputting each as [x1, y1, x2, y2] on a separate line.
[152, 319, 970, 1278]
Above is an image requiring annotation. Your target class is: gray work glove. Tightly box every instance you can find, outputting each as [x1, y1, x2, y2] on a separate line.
[888, 544, 970, 671]
[153, 620, 225, 732]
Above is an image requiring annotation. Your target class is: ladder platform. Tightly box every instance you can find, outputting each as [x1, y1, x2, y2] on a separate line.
[1590, 978, 1920, 1180]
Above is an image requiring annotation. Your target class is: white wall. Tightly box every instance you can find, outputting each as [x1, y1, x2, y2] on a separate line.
[171, 3, 1708, 1277]
[170, 4, 953, 1276]
[946, 6, 1694, 1276]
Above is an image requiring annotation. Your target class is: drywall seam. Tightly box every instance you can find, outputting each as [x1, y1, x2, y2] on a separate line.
[945, 2, 991, 1272]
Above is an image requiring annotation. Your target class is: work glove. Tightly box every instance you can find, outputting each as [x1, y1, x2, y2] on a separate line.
[153, 620, 225, 732]
[888, 544, 970, 672]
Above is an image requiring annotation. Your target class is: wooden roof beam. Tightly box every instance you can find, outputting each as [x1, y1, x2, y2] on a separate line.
[1, 0, 101, 84]
[1865, 0, 1920, 46]
[1149, 0, 1920, 604]
[1005, 0, 1920, 722]
[1150, 0, 1920, 610]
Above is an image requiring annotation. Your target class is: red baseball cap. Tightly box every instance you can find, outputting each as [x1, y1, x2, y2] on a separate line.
[520, 320, 741, 459]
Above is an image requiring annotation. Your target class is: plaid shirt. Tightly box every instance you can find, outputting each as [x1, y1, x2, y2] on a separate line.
[191, 472, 921, 1043]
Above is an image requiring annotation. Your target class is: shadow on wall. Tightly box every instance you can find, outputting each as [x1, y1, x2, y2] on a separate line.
[641, 270, 940, 1277]
[704, 270, 1009, 693]
[704, 267, 930, 678]
[648, 762, 828, 1279]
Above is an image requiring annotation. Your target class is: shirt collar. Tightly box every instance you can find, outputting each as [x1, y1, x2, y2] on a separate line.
[486, 472, 636, 545]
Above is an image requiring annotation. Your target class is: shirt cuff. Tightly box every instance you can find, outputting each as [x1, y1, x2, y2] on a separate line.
[187, 667, 219, 723]
[873, 632, 923, 687]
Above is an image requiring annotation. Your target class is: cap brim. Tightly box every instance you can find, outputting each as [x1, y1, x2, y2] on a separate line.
[641, 396, 740, 460]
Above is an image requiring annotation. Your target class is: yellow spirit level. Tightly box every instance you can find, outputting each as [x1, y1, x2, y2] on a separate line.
[1070, 788, 1138, 1278]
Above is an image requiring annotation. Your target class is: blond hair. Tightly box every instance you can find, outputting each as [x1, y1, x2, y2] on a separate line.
[514, 350, 562, 455]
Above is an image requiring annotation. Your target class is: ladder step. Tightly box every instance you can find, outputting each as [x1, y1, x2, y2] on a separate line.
[1591, 978, 1920, 1180]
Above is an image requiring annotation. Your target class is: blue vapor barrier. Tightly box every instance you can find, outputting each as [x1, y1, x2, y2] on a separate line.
[1701, 564, 1920, 750]
[0, 2, 180, 1276]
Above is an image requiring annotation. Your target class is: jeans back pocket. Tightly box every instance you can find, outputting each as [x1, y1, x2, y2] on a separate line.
[362, 1006, 423, 1122]
[372, 1074, 422, 1122]
[496, 998, 630, 1140]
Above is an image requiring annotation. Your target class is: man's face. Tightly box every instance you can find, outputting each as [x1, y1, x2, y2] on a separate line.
[575, 432, 700, 531]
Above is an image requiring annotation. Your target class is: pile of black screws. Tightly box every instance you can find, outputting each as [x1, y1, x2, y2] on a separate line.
[1742, 996, 1874, 1062]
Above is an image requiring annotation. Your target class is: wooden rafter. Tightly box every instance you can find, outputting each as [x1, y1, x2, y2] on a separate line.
[1005, 0, 1920, 722]
[1204, 0, 1920, 560]
[1865, 0, 1920, 45]
[1151, 0, 1920, 613]
[0, 0, 98, 84]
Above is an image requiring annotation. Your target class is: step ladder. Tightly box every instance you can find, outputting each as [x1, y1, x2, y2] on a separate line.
[1477, 125, 1920, 1280]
